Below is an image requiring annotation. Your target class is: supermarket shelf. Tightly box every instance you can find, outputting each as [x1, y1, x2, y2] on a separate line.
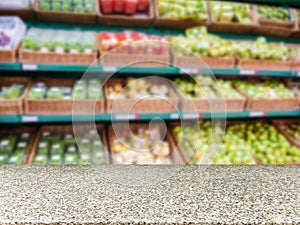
[1, 63, 300, 77]
[1, 110, 299, 123]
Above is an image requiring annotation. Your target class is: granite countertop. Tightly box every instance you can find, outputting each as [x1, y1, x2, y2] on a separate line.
[0, 165, 299, 225]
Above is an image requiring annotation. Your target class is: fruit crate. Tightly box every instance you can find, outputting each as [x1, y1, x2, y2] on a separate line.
[106, 123, 185, 164]
[26, 124, 109, 164]
[19, 32, 98, 65]
[253, 6, 298, 37]
[171, 47, 236, 69]
[290, 45, 300, 71]
[0, 6, 34, 20]
[207, 2, 258, 34]
[0, 77, 31, 115]
[0, 126, 37, 164]
[33, 0, 99, 24]
[273, 119, 300, 148]
[98, 0, 154, 27]
[105, 78, 179, 113]
[24, 78, 105, 115]
[0, 43, 20, 63]
[153, 0, 208, 29]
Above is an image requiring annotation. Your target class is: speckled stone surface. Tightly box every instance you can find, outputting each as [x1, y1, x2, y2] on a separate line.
[0, 165, 299, 225]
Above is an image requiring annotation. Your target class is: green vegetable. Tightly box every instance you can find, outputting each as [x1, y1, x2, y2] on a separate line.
[258, 5, 290, 22]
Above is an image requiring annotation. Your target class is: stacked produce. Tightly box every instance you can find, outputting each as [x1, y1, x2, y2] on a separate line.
[211, 1, 252, 24]
[0, 16, 26, 50]
[157, 0, 207, 21]
[111, 125, 172, 164]
[28, 80, 101, 100]
[232, 80, 294, 99]
[100, 0, 149, 15]
[233, 37, 296, 61]
[38, 0, 95, 13]
[106, 78, 169, 99]
[99, 31, 168, 55]
[33, 129, 106, 164]
[257, 5, 290, 22]
[0, 83, 25, 99]
[171, 27, 234, 58]
[0, 132, 31, 164]
[22, 28, 96, 54]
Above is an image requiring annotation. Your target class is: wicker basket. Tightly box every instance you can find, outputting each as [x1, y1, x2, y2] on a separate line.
[273, 119, 300, 148]
[237, 58, 291, 71]
[153, 0, 208, 29]
[171, 47, 235, 69]
[107, 123, 185, 164]
[207, 2, 258, 34]
[0, 77, 31, 115]
[105, 78, 179, 113]
[0, 6, 34, 20]
[24, 78, 105, 115]
[253, 6, 298, 37]
[26, 124, 109, 164]
[0, 43, 20, 63]
[98, 0, 154, 27]
[19, 32, 98, 65]
[0, 126, 37, 164]
[34, 0, 98, 24]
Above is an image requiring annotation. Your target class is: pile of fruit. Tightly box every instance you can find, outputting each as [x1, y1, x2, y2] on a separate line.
[38, 0, 95, 13]
[217, 79, 244, 99]
[111, 126, 172, 164]
[100, 0, 149, 15]
[22, 29, 96, 54]
[157, 0, 207, 21]
[28, 80, 102, 100]
[171, 27, 234, 58]
[106, 78, 169, 99]
[99, 31, 168, 55]
[0, 83, 25, 99]
[285, 123, 300, 140]
[233, 37, 296, 61]
[0, 132, 32, 164]
[211, 1, 252, 24]
[33, 128, 106, 164]
[232, 80, 294, 99]
[257, 5, 290, 22]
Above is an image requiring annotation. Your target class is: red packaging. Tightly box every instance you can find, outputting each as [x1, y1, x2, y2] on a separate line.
[137, 0, 149, 12]
[124, 0, 138, 15]
[114, 0, 125, 13]
[101, 0, 114, 14]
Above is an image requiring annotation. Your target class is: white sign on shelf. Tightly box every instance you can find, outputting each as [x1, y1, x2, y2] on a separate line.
[170, 113, 180, 119]
[115, 114, 137, 120]
[183, 113, 199, 119]
[240, 70, 257, 75]
[103, 66, 116, 73]
[249, 112, 266, 117]
[22, 64, 37, 71]
[22, 116, 38, 122]
[181, 68, 200, 74]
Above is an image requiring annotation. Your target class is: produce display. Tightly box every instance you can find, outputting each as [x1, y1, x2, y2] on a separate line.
[33, 128, 106, 164]
[233, 37, 296, 61]
[285, 123, 300, 140]
[157, 0, 207, 21]
[28, 80, 102, 100]
[211, 1, 252, 24]
[0, 83, 25, 99]
[0, 16, 26, 50]
[110, 125, 172, 164]
[171, 27, 234, 58]
[0, 132, 32, 164]
[257, 5, 290, 22]
[100, 0, 150, 15]
[38, 0, 95, 13]
[232, 80, 294, 99]
[22, 28, 96, 54]
[106, 78, 169, 99]
[99, 31, 168, 54]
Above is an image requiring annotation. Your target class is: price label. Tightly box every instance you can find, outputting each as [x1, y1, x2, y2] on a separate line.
[183, 113, 199, 119]
[22, 116, 38, 122]
[170, 113, 179, 119]
[22, 64, 37, 71]
[249, 112, 266, 117]
[115, 114, 137, 120]
[181, 68, 200, 74]
[297, 71, 300, 77]
[240, 70, 258, 75]
[103, 66, 116, 72]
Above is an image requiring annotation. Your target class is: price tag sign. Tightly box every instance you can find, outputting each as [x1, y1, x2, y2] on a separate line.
[22, 64, 37, 71]
[22, 116, 38, 122]
[183, 113, 199, 119]
[240, 70, 258, 75]
[181, 68, 200, 74]
[297, 71, 300, 77]
[249, 112, 266, 117]
[115, 114, 137, 120]
[103, 66, 116, 73]
[170, 113, 179, 119]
